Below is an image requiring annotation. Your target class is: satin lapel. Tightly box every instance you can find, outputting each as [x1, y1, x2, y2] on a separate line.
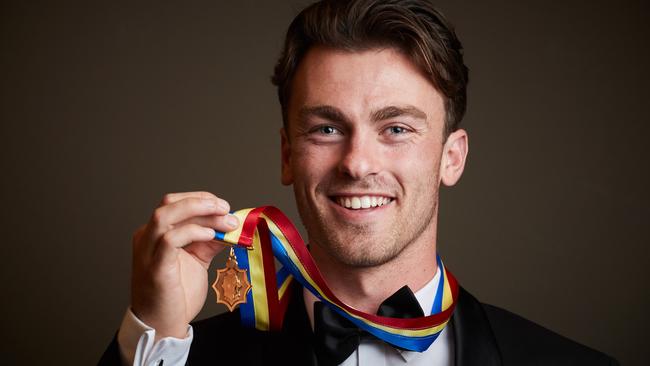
[451, 287, 503, 366]
[280, 281, 318, 365]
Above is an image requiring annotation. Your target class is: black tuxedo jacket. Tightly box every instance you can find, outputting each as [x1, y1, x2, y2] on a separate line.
[99, 286, 618, 365]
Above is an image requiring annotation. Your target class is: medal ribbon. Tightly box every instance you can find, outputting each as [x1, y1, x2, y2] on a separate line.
[214, 206, 459, 352]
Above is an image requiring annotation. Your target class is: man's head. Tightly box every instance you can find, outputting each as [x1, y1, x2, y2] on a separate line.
[273, 0, 469, 268]
[272, 0, 468, 139]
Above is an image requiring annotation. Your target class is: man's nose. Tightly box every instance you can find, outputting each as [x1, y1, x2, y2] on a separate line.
[337, 133, 381, 180]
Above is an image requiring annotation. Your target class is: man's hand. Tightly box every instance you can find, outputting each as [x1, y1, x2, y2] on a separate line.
[130, 191, 239, 340]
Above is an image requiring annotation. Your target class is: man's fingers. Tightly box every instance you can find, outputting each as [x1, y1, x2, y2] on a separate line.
[150, 197, 230, 236]
[155, 224, 216, 261]
[176, 214, 240, 234]
[184, 240, 227, 266]
[159, 191, 219, 205]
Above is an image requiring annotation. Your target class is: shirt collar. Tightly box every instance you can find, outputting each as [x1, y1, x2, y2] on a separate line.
[397, 267, 441, 362]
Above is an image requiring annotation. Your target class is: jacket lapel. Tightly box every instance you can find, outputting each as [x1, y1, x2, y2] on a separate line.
[279, 283, 503, 366]
[451, 287, 502, 366]
[279, 282, 319, 365]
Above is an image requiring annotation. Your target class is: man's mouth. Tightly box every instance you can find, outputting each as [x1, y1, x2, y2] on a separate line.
[332, 195, 394, 210]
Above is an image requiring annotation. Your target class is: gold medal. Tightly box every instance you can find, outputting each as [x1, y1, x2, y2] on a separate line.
[212, 247, 252, 312]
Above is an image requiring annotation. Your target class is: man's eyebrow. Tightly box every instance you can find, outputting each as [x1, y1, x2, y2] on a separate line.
[298, 105, 350, 124]
[371, 105, 427, 122]
[297, 104, 427, 124]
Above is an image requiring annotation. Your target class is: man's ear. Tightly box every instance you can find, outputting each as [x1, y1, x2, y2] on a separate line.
[440, 129, 469, 187]
[280, 127, 293, 185]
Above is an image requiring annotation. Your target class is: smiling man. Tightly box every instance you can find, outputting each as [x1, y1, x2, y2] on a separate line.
[100, 1, 618, 365]
[283, 45, 464, 318]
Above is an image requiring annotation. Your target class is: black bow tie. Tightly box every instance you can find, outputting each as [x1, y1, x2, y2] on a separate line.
[312, 286, 424, 366]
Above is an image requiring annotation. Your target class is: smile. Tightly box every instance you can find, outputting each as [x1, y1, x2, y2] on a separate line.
[334, 195, 394, 210]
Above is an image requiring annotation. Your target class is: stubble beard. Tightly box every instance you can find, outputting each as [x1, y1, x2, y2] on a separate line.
[296, 180, 440, 268]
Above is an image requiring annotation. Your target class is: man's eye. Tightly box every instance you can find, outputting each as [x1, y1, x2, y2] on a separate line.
[387, 126, 408, 134]
[317, 126, 339, 134]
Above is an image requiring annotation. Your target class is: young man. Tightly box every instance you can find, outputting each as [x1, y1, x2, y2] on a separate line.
[100, 1, 618, 365]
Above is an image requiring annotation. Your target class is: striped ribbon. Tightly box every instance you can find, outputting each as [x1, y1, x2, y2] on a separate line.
[214, 206, 458, 352]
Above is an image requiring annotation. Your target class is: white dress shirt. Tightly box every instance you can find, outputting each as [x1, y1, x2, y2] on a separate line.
[118, 267, 453, 366]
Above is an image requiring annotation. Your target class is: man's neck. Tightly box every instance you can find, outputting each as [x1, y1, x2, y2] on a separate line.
[309, 225, 439, 314]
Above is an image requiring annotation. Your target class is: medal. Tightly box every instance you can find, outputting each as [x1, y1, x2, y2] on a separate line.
[213, 206, 459, 351]
[212, 247, 252, 312]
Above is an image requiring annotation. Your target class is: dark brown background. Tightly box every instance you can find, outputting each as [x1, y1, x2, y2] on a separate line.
[1, 0, 648, 365]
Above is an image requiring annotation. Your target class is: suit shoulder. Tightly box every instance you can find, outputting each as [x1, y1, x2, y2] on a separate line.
[192, 310, 242, 335]
[187, 311, 296, 365]
[481, 303, 618, 365]
[190, 310, 268, 347]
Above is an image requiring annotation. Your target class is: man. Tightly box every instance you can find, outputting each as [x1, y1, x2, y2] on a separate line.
[100, 0, 618, 365]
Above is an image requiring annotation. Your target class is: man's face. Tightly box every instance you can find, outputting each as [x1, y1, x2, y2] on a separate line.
[282, 46, 450, 267]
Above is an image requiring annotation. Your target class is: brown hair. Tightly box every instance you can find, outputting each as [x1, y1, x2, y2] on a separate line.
[271, 0, 469, 138]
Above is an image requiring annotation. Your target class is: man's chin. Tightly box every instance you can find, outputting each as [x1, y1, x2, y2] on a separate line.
[331, 247, 400, 268]
[316, 236, 402, 268]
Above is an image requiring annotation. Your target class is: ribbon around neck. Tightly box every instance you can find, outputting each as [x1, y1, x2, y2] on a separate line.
[214, 206, 459, 352]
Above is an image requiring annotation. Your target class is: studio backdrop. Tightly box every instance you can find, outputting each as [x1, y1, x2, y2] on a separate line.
[0, 1, 648, 365]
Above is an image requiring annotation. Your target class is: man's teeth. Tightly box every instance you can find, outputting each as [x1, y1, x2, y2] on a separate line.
[336, 196, 392, 209]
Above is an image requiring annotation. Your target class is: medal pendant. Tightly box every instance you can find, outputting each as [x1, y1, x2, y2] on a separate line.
[212, 247, 252, 312]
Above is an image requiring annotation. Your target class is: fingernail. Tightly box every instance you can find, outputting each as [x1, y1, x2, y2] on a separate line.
[226, 214, 239, 228]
